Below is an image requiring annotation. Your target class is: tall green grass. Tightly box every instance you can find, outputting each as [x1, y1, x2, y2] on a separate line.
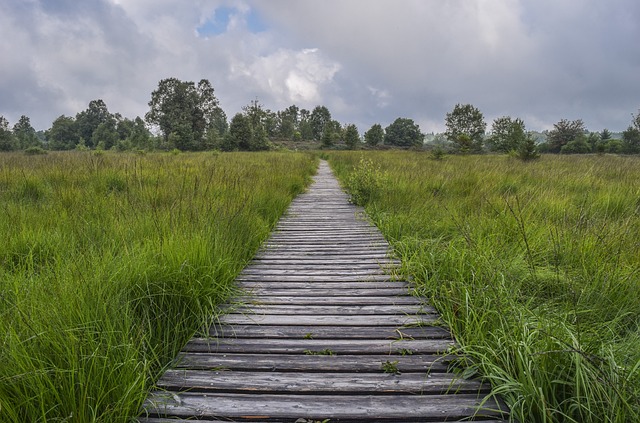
[329, 152, 640, 423]
[0, 151, 316, 422]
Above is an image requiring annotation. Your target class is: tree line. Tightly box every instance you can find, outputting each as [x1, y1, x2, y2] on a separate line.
[1, 77, 639, 155]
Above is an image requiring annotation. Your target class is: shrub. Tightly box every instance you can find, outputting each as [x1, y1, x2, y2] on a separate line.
[517, 134, 540, 161]
[560, 136, 591, 154]
[24, 146, 48, 155]
[430, 146, 446, 161]
[346, 157, 387, 206]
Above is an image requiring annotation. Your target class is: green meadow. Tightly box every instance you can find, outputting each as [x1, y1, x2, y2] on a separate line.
[1, 150, 639, 422]
[329, 151, 640, 423]
[0, 151, 317, 422]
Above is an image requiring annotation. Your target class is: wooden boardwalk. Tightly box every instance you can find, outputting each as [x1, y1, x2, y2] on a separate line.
[140, 161, 509, 422]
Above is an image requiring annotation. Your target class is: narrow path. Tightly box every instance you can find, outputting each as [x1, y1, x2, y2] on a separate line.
[140, 161, 509, 422]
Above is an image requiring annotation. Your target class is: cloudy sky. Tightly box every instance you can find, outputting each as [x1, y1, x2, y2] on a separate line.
[1, 0, 639, 134]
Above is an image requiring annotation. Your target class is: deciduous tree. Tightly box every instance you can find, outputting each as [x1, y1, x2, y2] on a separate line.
[146, 78, 224, 150]
[276, 105, 299, 139]
[444, 104, 486, 153]
[364, 123, 384, 146]
[344, 124, 360, 149]
[13, 115, 40, 149]
[0, 115, 16, 151]
[76, 99, 113, 148]
[546, 119, 586, 153]
[621, 109, 640, 154]
[46, 115, 79, 150]
[321, 122, 334, 148]
[309, 106, 331, 141]
[487, 116, 526, 153]
[384, 118, 424, 147]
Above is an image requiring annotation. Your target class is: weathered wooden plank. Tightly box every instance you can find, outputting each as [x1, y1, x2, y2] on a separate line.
[256, 248, 392, 254]
[156, 370, 489, 395]
[275, 225, 377, 230]
[268, 232, 387, 238]
[255, 251, 393, 258]
[240, 268, 390, 276]
[236, 275, 395, 282]
[265, 242, 388, 248]
[253, 253, 395, 260]
[218, 314, 436, 326]
[266, 238, 388, 244]
[174, 352, 456, 372]
[142, 392, 509, 421]
[208, 324, 450, 340]
[233, 295, 422, 305]
[184, 338, 454, 355]
[224, 304, 436, 315]
[250, 258, 401, 265]
[273, 231, 380, 235]
[237, 288, 411, 296]
[237, 281, 408, 289]
[243, 263, 397, 271]
[140, 419, 507, 423]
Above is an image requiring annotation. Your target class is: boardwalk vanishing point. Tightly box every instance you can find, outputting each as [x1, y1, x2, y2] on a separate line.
[140, 160, 509, 422]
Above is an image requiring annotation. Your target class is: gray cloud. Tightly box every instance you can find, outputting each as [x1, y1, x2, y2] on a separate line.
[0, 0, 638, 133]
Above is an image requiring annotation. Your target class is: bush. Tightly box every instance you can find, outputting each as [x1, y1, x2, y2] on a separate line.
[517, 134, 540, 161]
[346, 157, 387, 206]
[604, 139, 623, 154]
[560, 137, 591, 154]
[430, 146, 446, 161]
[24, 146, 48, 155]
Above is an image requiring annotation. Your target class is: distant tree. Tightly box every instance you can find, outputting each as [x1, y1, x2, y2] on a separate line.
[364, 123, 384, 146]
[76, 99, 113, 148]
[227, 113, 251, 151]
[621, 128, 640, 154]
[344, 124, 360, 149]
[560, 133, 591, 154]
[91, 120, 119, 150]
[309, 106, 332, 141]
[621, 109, 640, 154]
[444, 104, 486, 153]
[0, 115, 17, 151]
[546, 119, 586, 153]
[116, 116, 151, 150]
[487, 116, 526, 153]
[263, 109, 278, 138]
[384, 118, 424, 147]
[604, 139, 624, 154]
[13, 115, 40, 149]
[600, 128, 612, 141]
[241, 99, 270, 150]
[242, 99, 264, 128]
[586, 132, 601, 151]
[298, 109, 314, 140]
[276, 105, 299, 139]
[321, 122, 334, 148]
[46, 115, 79, 150]
[517, 133, 540, 161]
[327, 120, 343, 144]
[146, 78, 224, 150]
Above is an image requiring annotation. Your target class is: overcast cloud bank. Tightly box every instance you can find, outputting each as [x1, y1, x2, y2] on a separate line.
[1, 0, 638, 133]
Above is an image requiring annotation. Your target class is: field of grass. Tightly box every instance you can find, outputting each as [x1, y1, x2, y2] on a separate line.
[0, 150, 317, 422]
[329, 152, 640, 423]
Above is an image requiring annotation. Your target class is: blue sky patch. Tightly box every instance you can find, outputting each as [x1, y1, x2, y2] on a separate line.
[197, 6, 266, 37]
